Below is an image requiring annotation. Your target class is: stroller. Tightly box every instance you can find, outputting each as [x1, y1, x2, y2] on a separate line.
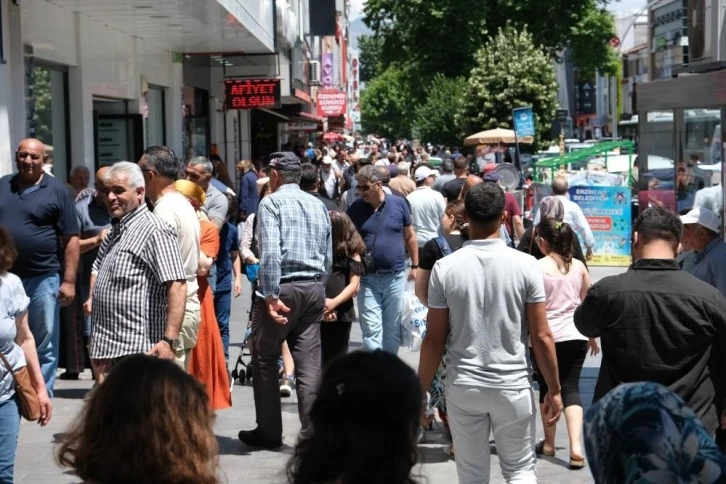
[231, 290, 258, 385]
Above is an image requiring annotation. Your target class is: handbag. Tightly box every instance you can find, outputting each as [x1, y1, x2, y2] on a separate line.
[0, 352, 41, 421]
[362, 201, 387, 275]
[245, 263, 260, 282]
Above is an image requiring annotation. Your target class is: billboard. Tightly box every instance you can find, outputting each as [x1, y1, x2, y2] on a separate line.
[224, 79, 281, 110]
[316, 89, 347, 117]
[322, 53, 334, 88]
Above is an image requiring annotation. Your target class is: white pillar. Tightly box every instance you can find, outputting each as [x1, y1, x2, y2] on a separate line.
[68, 14, 96, 172]
[0, 0, 14, 175]
[166, 58, 184, 157]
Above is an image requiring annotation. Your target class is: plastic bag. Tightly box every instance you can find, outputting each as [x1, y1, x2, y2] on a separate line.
[400, 281, 428, 351]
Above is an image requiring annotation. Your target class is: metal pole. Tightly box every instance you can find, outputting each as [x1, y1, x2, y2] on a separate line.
[0, 0, 5, 64]
[611, 76, 618, 140]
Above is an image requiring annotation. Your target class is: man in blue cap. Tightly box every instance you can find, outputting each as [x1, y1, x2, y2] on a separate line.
[239, 151, 332, 449]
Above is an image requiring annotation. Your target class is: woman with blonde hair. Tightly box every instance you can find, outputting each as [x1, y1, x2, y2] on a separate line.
[57, 354, 219, 484]
[174, 180, 232, 410]
[237, 159, 260, 222]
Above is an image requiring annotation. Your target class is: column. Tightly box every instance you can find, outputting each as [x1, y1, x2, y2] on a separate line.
[68, 14, 95, 172]
[166, 57, 183, 157]
[0, 0, 14, 175]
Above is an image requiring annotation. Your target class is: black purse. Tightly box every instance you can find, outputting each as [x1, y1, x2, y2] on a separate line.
[362, 201, 386, 275]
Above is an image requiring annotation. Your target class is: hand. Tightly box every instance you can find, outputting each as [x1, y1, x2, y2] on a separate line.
[233, 277, 242, 298]
[266, 297, 291, 325]
[588, 338, 600, 356]
[96, 229, 109, 246]
[542, 392, 563, 427]
[323, 311, 337, 322]
[58, 281, 75, 307]
[83, 298, 92, 316]
[408, 267, 418, 282]
[324, 298, 337, 314]
[147, 341, 176, 360]
[586, 247, 593, 261]
[37, 388, 52, 426]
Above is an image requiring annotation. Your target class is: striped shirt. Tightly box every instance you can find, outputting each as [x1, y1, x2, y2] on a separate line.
[89, 204, 186, 359]
[256, 184, 332, 299]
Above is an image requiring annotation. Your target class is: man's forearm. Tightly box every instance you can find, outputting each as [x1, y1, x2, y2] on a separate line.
[88, 274, 97, 298]
[164, 281, 186, 339]
[406, 236, 419, 265]
[531, 335, 561, 395]
[63, 236, 80, 284]
[78, 236, 101, 255]
[418, 335, 447, 395]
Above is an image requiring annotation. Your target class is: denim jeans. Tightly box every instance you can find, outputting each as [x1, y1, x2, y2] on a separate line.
[446, 384, 537, 484]
[357, 271, 406, 354]
[21, 272, 61, 397]
[213, 289, 231, 362]
[0, 396, 20, 484]
[79, 280, 91, 337]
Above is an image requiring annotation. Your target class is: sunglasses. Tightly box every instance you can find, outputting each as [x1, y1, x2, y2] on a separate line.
[356, 183, 377, 193]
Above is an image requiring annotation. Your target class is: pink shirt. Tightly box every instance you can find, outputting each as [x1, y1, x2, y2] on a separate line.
[542, 264, 588, 343]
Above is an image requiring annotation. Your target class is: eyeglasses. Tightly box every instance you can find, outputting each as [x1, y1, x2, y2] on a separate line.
[356, 183, 377, 193]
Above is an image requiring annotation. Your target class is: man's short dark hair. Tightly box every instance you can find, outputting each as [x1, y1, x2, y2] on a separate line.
[441, 159, 454, 174]
[464, 182, 505, 226]
[633, 206, 683, 247]
[299, 163, 319, 191]
[143, 146, 182, 180]
[377, 166, 391, 184]
[454, 157, 468, 171]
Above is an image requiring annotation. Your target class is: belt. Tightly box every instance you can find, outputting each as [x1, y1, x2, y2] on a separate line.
[281, 275, 323, 284]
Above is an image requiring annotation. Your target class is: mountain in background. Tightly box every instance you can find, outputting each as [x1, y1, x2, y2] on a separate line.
[349, 17, 370, 52]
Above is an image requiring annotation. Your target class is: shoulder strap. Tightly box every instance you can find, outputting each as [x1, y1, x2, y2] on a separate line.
[434, 236, 452, 257]
[0, 352, 14, 375]
[369, 198, 388, 251]
[528, 227, 537, 254]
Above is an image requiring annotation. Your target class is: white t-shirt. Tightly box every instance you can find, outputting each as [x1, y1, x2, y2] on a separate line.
[154, 192, 200, 310]
[407, 186, 446, 247]
[321, 167, 339, 199]
[428, 239, 546, 389]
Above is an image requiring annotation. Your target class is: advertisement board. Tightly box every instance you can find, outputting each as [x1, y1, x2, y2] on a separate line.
[322, 53, 334, 88]
[316, 89, 347, 117]
[224, 79, 281, 110]
[569, 186, 632, 267]
[513, 107, 535, 138]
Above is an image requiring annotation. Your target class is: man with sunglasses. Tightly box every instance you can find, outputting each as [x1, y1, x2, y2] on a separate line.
[0, 138, 80, 396]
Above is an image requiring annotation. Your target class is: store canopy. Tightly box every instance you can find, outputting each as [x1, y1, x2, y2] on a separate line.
[464, 128, 534, 146]
[534, 141, 635, 168]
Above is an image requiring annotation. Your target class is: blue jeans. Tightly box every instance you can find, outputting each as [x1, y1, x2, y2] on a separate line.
[357, 271, 406, 354]
[0, 396, 20, 484]
[213, 289, 231, 362]
[79, 280, 91, 337]
[21, 272, 61, 397]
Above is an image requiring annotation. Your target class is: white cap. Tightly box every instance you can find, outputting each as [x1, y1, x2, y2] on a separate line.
[680, 207, 721, 233]
[414, 166, 439, 182]
[322, 156, 333, 165]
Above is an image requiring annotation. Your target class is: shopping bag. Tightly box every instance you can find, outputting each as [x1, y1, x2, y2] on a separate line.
[401, 281, 427, 351]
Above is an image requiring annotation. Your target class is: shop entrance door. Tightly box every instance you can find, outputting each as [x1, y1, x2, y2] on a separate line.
[93, 113, 143, 168]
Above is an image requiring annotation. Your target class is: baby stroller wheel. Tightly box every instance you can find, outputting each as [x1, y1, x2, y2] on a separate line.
[245, 365, 254, 385]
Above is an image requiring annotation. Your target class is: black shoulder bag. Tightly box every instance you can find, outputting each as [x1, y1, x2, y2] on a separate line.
[361, 201, 387, 275]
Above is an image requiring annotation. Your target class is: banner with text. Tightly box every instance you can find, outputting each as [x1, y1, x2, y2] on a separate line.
[569, 186, 632, 267]
[316, 89, 347, 117]
[322, 53, 334, 88]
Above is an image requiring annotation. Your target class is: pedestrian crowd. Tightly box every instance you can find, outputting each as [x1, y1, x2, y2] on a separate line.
[1, 137, 726, 484]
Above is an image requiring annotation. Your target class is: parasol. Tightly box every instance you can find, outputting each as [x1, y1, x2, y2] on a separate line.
[464, 128, 534, 146]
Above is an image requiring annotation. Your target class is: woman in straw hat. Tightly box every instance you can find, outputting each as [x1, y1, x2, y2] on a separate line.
[174, 179, 232, 410]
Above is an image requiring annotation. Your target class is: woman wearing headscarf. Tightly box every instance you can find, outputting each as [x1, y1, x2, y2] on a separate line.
[584, 382, 726, 483]
[174, 180, 232, 410]
[517, 196, 587, 266]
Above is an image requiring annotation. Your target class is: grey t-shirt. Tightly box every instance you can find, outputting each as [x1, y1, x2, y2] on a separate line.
[203, 184, 229, 225]
[0, 272, 30, 400]
[428, 239, 546, 389]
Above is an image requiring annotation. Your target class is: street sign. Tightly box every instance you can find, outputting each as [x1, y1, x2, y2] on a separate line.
[609, 37, 621, 48]
[556, 109, 569, 122]
[512, 107, 536, 138]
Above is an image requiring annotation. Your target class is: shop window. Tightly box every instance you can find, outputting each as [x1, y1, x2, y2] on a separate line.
[678, 108, 722, 218]
[638, 110, 676, 213]
[183, 86, 210, 161]
[145, 86, 165, 147]
[32, 66, 69, 179]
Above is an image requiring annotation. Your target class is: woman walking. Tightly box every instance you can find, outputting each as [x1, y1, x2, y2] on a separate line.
[531, 218, 598, 469]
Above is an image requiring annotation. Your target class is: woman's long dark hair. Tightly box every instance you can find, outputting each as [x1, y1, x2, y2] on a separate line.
[329, 211, 366, 258]
[445, 200, 469, 240]
[287, 351, 421, 484]
[537, 218, 575, 272]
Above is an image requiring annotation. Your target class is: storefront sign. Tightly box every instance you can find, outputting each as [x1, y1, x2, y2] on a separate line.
[513, 107, 535, 138]
[316, 89, 347, 117]
[224, 79, 281, 110]
[322, 53, 334, 88]
[569, 186, 632, 267]
[287, 122, 318, 131]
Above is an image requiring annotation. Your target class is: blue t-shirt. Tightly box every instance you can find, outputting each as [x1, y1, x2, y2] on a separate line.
[215, 222, 239, 292]
[76, 194, 112, 285]
[347, 195, 412, 273]
[0, 174, 80, 278]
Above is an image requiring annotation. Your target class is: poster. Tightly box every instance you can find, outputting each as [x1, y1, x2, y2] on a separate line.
[513, 107, 535, 138]
[569, 186, 632, 267]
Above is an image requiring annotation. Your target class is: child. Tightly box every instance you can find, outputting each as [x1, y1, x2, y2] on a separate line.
[321, 211, 366, 366]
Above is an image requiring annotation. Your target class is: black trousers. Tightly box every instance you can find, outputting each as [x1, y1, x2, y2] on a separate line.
[320, 321, 352, 368]
[59, 293, 88, 373]
[252, 280, 325, 441]
[531, 340, 588, 408]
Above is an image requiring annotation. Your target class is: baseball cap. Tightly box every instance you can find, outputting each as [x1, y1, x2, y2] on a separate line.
[483, 171, 502, 183]
[415, 166, 440, 182]
[322, 156, 334, 165]
[680, 207, 721, 233]
[265, 152, 301, 172]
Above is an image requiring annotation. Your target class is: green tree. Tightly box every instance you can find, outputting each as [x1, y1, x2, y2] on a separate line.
[33, 67, 53, 145]
[358, 34, 384, 83]
[413, 74, 466, 147]
[458, 27, 559, 150]
[360, 68, 412, 139]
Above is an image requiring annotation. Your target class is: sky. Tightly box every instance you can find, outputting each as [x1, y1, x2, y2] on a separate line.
[348, 0, 647, 22]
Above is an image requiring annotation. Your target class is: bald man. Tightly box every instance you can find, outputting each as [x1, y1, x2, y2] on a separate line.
[459, 175, 483, 200]
[0, 138, 80, 396]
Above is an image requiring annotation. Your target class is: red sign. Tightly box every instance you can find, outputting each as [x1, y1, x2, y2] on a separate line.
[224, 79, 281, 110]
[316, 89, 347, 117]
[609, 37, 620, 48]
[586, 216, 613, 232]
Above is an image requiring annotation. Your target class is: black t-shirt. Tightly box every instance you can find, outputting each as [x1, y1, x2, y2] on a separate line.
[420, 233, 466, 270]
[442, 178, 466, 201]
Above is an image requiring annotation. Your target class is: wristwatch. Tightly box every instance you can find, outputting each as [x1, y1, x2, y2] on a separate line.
[161, 336, 182, 352]
[411, 265, 419, 269]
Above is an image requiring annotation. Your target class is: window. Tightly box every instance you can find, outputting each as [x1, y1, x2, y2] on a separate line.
[32, 65, 69, 179]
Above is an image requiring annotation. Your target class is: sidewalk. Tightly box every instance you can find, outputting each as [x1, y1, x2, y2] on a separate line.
[15, 267, 620, 483]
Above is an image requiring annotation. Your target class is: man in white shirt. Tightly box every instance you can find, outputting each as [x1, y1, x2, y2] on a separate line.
[320, 156, 342, 202]
[138, 146, 201, 370]
[407, 166, 446, 248]
[533, 176, 595, 259]
[419, 182, 562, 484]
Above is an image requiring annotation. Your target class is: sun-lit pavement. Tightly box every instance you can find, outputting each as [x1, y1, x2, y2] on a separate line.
[14, 266, 621, 483]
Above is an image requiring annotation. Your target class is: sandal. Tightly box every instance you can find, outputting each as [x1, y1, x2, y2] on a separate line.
[535, 440, 555, 457]
[569, 456, 587, 469]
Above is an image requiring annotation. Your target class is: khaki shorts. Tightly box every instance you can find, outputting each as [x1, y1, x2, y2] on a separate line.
[174, 308, 200, 371]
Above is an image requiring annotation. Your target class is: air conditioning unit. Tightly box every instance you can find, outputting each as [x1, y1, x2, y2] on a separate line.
[309, 61, 321, 85]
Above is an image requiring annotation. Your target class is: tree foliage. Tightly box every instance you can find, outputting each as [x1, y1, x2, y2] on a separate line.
[459, 27, 559, 151]
[360, 68, 412, 139]
[33, 67, 53, 145]
[413, 75, 466, 147]
[358, 34, 384, 83]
